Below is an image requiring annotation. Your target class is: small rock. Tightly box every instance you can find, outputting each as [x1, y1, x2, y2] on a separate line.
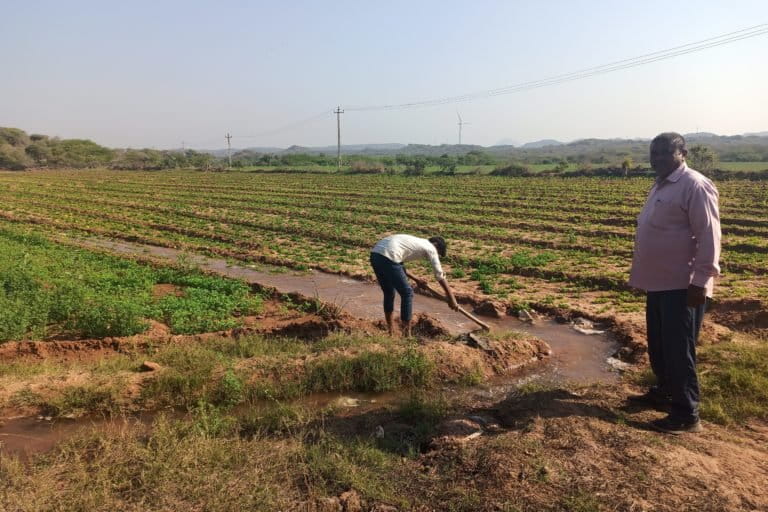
[374, 425, 385, 439]
[473, 300, 504, 318]
[572, 317, 594, 328]
[615, 346, 633, 360]
[518, 310, 535, 323]
[467, 332, 494, 353]
[140, 361, 163, 372]
[339, 490, 362, 512]
[606, 357, 632, 371]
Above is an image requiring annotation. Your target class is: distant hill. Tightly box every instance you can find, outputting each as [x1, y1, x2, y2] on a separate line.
[521, 139, 563, 149]
[280, 143, 406, 155]
[684, 132, 719, 140]
[195, 133, 768, 160]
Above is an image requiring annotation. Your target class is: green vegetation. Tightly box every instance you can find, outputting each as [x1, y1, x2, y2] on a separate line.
[0, 225, 264, 342]
[698, 342, 768, 424]
[304, 346, 433, 393]
[0, 127, 215, 170]
[4, 126, 768, 174]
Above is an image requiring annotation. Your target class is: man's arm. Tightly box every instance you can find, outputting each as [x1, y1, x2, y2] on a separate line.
[437, 277, 459, 311]
[687, 180, 721, 306]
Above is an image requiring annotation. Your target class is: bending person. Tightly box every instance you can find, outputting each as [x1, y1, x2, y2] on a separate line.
[370, 234, 459, 336]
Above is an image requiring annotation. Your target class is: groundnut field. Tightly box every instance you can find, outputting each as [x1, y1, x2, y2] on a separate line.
[1, 170, 767, 315]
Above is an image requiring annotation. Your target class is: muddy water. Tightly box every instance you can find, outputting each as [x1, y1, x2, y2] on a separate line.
[0, 414, 154, 462]
[1, 238, 621, 459]
[492, 317, 619, 384]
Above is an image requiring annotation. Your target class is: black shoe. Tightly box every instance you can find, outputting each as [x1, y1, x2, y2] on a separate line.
[649, 416, 703, 435]
[627, 387, 671, 407]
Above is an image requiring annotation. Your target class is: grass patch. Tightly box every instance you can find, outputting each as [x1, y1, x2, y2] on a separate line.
[43, 384, 120, 417]
[0, 224, 267, 342]
[698, 341, 768, 424]
[377, 392, 450, 457]
[239, 401, 313, 436]
[301, 435, 403, 505]
[303, 346, 433, 393]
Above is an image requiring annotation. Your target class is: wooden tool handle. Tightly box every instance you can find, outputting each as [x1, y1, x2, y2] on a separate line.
[410, 278, 491, 331]
[457, 306, 492, 331]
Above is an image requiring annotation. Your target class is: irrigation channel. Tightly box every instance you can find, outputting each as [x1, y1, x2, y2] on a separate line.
[0, 238, 624, 460]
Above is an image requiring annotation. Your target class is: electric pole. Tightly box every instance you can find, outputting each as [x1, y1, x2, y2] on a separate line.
[334, 106, 344, 172]
[225, 132, 232, 169]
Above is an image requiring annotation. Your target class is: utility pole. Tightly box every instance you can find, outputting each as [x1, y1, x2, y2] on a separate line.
[334, 106, 344, 172]
[225, 132, 232, 169]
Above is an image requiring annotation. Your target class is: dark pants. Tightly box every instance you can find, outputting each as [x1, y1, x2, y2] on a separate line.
[370, 252, 413, 324]
[646, 289, 707, 422]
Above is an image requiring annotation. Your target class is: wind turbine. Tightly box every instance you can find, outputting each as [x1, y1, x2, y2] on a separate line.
[457, 112, 470, 145]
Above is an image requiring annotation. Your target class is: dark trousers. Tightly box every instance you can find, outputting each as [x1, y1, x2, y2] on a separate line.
[370, 252, 413, 324]
[646, 289, 706, 422]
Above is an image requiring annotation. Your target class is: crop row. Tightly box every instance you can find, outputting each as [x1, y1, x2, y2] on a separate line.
[1, 171, 766, 306]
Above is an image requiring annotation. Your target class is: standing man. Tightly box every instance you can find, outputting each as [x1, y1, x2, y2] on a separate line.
[628, 132, 721, 434]
[370, 234, 459, 337]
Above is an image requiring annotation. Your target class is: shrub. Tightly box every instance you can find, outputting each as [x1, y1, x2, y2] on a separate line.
[490, 163, 530, 176]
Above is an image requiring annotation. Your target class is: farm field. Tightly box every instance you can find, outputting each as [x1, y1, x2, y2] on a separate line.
[1, 169, 767, 511]
[716, 161, 768, 172]
[1, 170, 767, 318]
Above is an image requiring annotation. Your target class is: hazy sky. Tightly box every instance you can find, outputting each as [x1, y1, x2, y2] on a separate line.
[2, 1, 767, 149]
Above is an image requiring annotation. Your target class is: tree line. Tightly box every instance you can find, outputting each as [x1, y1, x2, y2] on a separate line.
[0, 127, 215, 170]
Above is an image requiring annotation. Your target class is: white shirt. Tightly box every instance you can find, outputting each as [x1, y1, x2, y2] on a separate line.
[371, 234, 446, 280]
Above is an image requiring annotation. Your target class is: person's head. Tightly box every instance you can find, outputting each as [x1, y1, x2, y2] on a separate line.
[650, 132, 687, 178]
[429, 236, 447, 258]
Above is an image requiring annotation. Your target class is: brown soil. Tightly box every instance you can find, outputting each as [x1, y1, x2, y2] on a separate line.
[293, 384, 768, 512]
[709, 298, 768, 334]
[0, 299, 345, 363]
[412, 385, 768, 512]
[150, 283, 185, 299]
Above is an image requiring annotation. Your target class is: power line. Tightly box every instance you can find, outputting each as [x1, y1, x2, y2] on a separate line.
[185, 23, 767, 146]
[234, 111, 333, 139]
[345, 23, 768, 112]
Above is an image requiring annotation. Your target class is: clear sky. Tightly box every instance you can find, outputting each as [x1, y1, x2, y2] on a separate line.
[1, 1, 767, 149]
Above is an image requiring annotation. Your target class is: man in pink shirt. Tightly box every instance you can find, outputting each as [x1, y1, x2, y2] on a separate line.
[628, 132, 721, 434]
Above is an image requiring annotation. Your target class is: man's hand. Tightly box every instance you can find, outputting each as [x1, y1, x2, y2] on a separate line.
[447, 297, 460, 311]
[686, 284, 707, 307]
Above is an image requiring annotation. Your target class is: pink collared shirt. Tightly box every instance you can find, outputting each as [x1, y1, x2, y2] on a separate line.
[629, 163, 721, 297]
